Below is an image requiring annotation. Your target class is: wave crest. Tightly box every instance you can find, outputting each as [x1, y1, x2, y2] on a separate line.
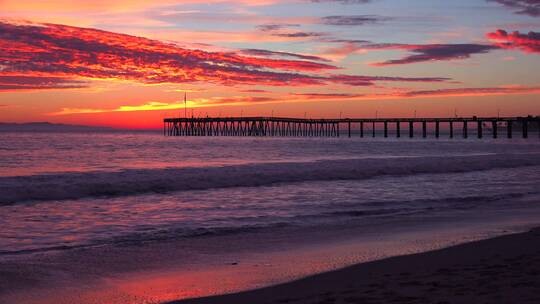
[2, 153, 540, 204]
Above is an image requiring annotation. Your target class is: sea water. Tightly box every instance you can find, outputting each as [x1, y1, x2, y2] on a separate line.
[1, 131, 540, 303]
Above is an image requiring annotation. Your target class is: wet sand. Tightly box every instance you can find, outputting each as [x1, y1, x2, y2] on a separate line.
[2, 214, 539, 304]
[171, 227, 540, 304]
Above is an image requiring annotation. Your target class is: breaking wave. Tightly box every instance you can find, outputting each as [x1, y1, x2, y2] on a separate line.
[1, 153, 540, 204]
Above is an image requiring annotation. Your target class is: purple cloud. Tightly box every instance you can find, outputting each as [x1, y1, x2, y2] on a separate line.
[311, 0, 373, 4]
[272, 31, 325, 38]
[369, 44, 499, 66]
[256, 23, 301, 32]
[240, 49, 331, 62]
[321, 15, 392, 26]
[0, 75, 88, 91]
[488, 0, 540, 17]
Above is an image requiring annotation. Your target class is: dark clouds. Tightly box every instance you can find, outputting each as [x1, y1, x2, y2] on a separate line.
[291, 93, 364, 99]
[488, 0, 540, 17]
[240, 49, 331, 62]
[321, 15, 392, 26]
[271, 31, 324, 38]
[0, 75, 88, 91]
[399, 86, 540, 97]
[322, 40, 500, 65]
[311, 0, 373, 4]
[293, 86, 540, 100]
[322, 38, 371, 43]
[255, 23, 324, 40]
[323, 74, 449, 86]
[369, 43, 500, 66]
[256, 23, 300, 32]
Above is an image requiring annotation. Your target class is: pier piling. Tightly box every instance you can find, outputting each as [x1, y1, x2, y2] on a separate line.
[164, 116, 539, 139]
[478, 120, 483, 139]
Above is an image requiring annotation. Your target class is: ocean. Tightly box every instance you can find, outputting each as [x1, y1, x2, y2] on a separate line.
[1, 131, 540, 303]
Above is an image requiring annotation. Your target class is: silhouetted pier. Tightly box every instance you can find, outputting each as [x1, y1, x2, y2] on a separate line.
[164, 116, 540, 139]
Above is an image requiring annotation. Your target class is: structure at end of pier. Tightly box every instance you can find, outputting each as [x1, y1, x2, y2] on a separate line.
[164, 116, 540, 139]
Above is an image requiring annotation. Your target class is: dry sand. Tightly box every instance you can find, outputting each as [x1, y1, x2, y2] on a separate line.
[170, 227, 540, 304]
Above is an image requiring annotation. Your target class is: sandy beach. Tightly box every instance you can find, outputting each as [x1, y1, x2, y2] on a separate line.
[172, 227, 540, 304]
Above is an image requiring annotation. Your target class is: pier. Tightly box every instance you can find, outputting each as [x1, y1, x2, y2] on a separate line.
[164, 116, 540, 139]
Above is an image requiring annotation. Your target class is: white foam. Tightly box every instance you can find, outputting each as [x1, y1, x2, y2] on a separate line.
[2, 153, 540, 204]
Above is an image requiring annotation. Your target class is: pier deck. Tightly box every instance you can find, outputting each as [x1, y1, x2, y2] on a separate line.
[164, 116, 540, 139]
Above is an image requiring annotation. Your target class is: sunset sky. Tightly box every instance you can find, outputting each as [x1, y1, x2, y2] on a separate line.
[1, 0, 539, 128]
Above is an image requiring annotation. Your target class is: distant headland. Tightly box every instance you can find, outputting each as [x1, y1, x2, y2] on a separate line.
[0, 122, 113, 132]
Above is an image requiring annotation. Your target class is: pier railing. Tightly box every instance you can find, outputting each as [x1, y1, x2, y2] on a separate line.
[164, 116, 540, 139]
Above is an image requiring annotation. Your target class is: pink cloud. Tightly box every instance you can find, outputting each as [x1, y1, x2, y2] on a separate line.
[0, 20, 449, 92]
[487, 29, 540, 54]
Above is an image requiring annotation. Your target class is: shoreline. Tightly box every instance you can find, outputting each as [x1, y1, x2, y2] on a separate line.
[2, 205, 540, 304]
[170, 227, 540, 304]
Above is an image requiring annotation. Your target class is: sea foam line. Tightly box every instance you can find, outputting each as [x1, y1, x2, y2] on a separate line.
[1, 153, 540, 204]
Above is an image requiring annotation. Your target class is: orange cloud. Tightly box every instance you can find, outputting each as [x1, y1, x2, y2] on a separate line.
[49, 97, 278, 115]
[50, 101, 188, 115]
[0, 20, 449, 92]
[50, 85, 540, 115]
[0, 0, 284, 13]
